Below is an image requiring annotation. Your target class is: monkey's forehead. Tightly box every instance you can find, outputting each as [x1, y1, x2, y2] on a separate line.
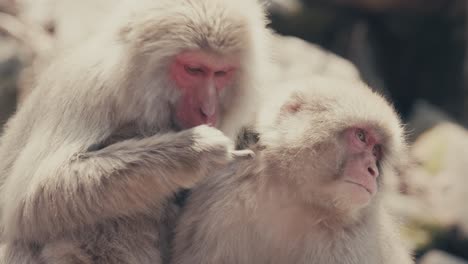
[261, 78, 406, 153]
[279, 78, 403, 132]
[119, 0, 267, 54]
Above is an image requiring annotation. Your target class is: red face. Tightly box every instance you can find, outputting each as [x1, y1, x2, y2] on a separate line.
[169, 50, 238, 129]
[340, 127, 382, 204]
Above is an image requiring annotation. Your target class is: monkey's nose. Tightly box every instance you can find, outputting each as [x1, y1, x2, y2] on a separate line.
[199, 108, 216, 125]
[367, 163, 379, 178]
[200, 85, 217, 117]
[201, 104, 215, 117]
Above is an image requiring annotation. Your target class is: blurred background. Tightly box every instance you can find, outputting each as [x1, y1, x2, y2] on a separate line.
[0, 0, 467, 263]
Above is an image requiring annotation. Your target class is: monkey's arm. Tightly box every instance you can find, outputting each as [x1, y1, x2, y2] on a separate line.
[1, 126, 234, 241]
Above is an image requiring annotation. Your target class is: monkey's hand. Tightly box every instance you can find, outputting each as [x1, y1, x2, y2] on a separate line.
[190, 125, 255, 173]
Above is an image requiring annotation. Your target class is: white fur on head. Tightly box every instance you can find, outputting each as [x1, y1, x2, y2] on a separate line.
[258, 77, 407, 198]
[94, 0, 272, 138]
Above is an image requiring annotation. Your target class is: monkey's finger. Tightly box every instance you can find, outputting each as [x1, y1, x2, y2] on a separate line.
[231, 149, 255, 160]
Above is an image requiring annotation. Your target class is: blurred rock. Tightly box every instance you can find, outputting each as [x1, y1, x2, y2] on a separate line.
[271, 34, 361, 82]
[391, 122, 468, 258]
[419, 250, 468, 264]
[410, 123, 468, 232]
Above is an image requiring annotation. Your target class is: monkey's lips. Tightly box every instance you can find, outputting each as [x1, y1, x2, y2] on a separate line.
[344, 179, 376, 195]
[174, 109, 218, 129]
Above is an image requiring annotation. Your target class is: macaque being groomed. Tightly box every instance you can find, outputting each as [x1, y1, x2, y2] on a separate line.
[0, 0, 269, 263]
[173, 77, 414, 264]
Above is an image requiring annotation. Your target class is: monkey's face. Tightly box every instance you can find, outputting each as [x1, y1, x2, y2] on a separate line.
[325, 126, 383, 211]
[150, 15, 257, 134]
[119, 0, 266, 135]
[261, 80, 405, 217]
[277, 125, 383, 215]
[169, 50, 240, 130]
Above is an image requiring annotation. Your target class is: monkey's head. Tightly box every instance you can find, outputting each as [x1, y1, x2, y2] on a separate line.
[112, 0, 269, 138]
[259, 77, 407, 220]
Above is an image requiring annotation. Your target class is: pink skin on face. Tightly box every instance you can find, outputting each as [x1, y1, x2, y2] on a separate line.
[342, 127, 382, 196]
[169, 51, 238, 129]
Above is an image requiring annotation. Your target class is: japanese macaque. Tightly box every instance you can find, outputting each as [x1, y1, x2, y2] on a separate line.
[173, 77, 414, 264]
[0, 0, 269, 263]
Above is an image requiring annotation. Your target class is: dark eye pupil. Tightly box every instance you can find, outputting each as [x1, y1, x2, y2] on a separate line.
[185, 66, 203, 75]
[215, 71, 227, 77]
[357, 130, 366, 142]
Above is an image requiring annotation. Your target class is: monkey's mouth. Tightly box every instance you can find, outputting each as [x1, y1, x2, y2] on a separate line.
[344, 180, 372, 194]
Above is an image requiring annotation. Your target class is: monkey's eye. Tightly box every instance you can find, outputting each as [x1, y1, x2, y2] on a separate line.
[184, 65, 204, 75]
[356, 129, 366, 143]
[214, 70, 227, 77]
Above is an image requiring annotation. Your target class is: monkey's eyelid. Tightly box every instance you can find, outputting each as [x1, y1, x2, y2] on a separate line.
[184, 65, 204, 74]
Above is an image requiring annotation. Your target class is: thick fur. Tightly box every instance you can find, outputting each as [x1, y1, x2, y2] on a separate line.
[0, 0, 269, 263]
[173, 77, 414, 264]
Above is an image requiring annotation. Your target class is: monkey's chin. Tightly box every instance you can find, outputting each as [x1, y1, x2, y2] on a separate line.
[344, 180, 371, 194]
[343, 180, 374, 207]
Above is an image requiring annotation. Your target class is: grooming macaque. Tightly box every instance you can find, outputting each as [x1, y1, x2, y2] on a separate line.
[173, 77, 414, 264]
[0, 0, 269, 263]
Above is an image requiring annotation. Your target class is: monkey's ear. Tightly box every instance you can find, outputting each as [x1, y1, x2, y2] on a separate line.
[280, 93, 305, 114]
